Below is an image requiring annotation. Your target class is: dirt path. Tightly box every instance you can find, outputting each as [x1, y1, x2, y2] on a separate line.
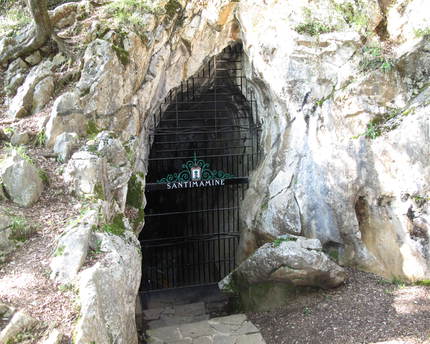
[0, 144, 80, 340]
[248, 268, 430, 344]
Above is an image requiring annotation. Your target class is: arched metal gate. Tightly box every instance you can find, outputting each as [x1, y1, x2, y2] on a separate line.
[141, 44, 260, 292]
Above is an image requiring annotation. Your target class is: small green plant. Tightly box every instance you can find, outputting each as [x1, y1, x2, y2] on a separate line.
[86, 119, 101, 139]
[273, 236, 297, 247]
[5, 144, 33, 163]
[295, 21, 335, 36]
[415, 279, 430, 286]
[9, 215, 34, 242]
[102, 214, 126, 236]
[364, 122, 381, 139]
[34, 130, 46, 146]
[294, 7, 336, 37]
[391, 277, 406, 288]
[54, 245, 65, 257]
[38, 169, 49, 185]
[92, 239, 103, 254]
[106, 0, 162, 28]
[359, 45, 394, 73]
[0, 7, 31, 35]
[414, 27, 430, 38]
[58, 283, 75, 292]
[303, 306, 312, 316]
[3, 127, 14, 136]
[333, 1, 368, 31]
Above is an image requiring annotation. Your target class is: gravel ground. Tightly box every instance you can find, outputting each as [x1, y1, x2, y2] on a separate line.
[248, 268, 430, 344]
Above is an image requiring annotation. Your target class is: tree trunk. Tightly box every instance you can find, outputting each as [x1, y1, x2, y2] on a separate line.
[0, 0, 52, 65]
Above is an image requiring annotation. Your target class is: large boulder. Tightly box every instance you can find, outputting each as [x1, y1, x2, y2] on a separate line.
[0, 151, 44, 207]
[222, 236, 346, 290]
[45, 92, 87, 146]
[53, 132, 79, 162]
[64, 131, 132, 213]
[74, 230, 141, 344]
[50, 208, 99, 285]
[220, 236, 345, 310]
[8, 60, 54, 119]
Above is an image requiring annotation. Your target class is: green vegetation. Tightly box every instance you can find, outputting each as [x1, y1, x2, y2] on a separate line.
[126, 174, 144, 208]
[5, 330, 37, 344]
[273, 236, 297, 247]
[34, 130, 46, 146]
[295, 21, 335, 37]
[3, 127, 14, 136]
[0, 7, 31, 36]
[54, 245, 65, 257]
[112, 43, 130, 65]
[333, 1, 368, 31]
[414, 27, 430, 38]
[5, 144, 32, 164]
[86, 119, 101, 139]
[93, 183, 105, 200]
[58, 283, 75, 292]
[106, 0, 162, 28]
[352, 105, 414, 140]
[415, 280, 430, 286]
[9, 215, 35, 242]
[102, 214, 126, 236]
[359, 45, 394, 73]
[294, 7, 336, 37]
[303, 306, 312, 315]
[164, 0, 182, 20]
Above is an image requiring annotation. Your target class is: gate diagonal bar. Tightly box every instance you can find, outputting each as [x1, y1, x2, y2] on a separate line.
[140, 44, 261, 292]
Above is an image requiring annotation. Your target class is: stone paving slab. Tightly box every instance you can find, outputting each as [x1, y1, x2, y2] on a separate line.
[147, 314, 266, 344]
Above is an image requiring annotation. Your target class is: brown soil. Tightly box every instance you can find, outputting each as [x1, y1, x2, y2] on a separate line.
[0, 143, 81, 342]
[248, 268, 430, 344]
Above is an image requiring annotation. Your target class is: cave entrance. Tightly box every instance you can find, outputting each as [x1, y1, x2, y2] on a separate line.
[140, 44, 260, 294]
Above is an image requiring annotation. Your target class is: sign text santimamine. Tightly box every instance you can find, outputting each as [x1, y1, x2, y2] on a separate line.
[157, 155, 233, 190]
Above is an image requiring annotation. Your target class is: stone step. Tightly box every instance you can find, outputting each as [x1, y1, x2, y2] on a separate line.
[144, 302, 209, 329]
[146, 314, 266, 344]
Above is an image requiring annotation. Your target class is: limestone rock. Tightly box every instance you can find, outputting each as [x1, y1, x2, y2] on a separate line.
[0, 210, 14, 257]
[64, 150, 101, 196]
[8, 60, 53, 118]
[10, 130, 31, 146]
[74, 231, 141, 344]
[4, 58, 28, 96]
[33, 75, 54, 113]
[50, 209, 99, 284]
[24, 50, 42, 66]
[45, 92, 87, 146]
[53, 132, 79, 162]
[41, 329, 63, 344]
[221, 237, 346, 291]
[64, 132, 132, 212]
[0, 151, 44, 207]
[0, 311, 38, 344]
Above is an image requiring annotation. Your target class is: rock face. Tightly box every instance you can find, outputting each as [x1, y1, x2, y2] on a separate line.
[64, 132, 132, 217]
[53, 132, 79, 162]
[235, 0, 430, 281]
[74, 230, 141, 344]
[8, 60, 54, 118]
[50, 209, 99, 284]
[0, 151, 44, 207]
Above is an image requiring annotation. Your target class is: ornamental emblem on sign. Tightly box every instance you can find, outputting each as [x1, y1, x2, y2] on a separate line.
[191, 165, 202, 181]
[157, 154, 234, 187]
